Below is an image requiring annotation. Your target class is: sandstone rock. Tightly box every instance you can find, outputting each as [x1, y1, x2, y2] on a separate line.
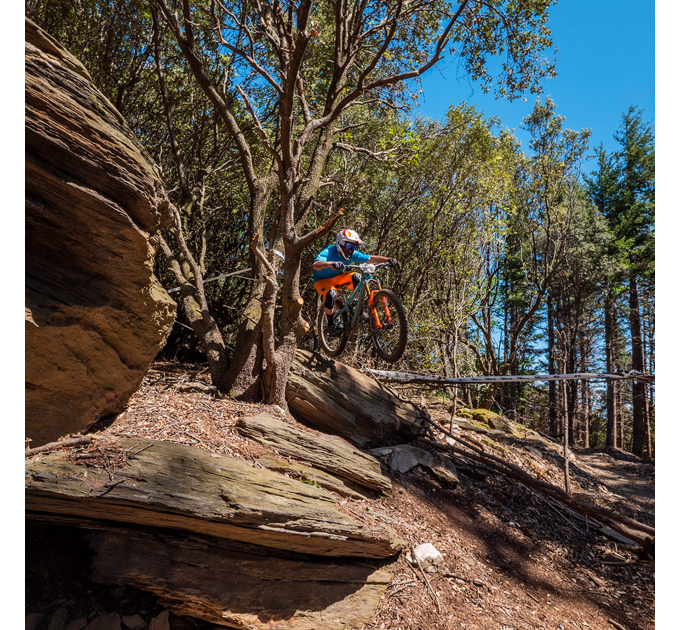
[25, 437, 404, 558]
[83, 613, 121, 630]
[121, 616, 145, 630]
[257, 456, 369, 500]
[88, 529, 392, 630]
[237, 415, 392, 494]
[25, 18, 175, 446]
[286, 350, 424, 448]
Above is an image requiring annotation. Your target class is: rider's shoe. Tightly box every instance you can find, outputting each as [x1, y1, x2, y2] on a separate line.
[359, 311, 369, 324]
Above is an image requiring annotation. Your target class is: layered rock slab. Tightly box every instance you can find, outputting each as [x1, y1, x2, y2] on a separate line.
[286, 350, 424, 448]
[237, 415, 392, 494]
[88, 528, 391, 629]
[257, 456, 369, 500]
[25, 18, 175, 446]
[25, 437, 403, 558]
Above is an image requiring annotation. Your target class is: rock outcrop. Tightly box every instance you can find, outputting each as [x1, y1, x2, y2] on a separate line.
[25, 437, 404, 558]
[25, 18, 176, 446]
[286, 350, 425, 448]
[237, 414, 392, 494]
[88, 528, 392, 630]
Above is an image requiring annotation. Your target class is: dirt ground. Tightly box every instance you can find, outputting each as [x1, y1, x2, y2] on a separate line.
[25, 363, 655, 630]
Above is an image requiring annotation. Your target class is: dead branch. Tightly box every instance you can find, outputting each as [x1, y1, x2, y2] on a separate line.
[25, 436, 93, 457]
[411, 547, 441, 614]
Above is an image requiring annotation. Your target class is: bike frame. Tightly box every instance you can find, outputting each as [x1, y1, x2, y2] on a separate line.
[331, 263, 387, 331]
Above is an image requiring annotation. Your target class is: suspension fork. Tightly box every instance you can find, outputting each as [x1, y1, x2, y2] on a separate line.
[368, 287, 392, 329]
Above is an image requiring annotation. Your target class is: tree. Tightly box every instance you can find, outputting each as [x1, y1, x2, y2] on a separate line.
[153, 0, 559, 406]
[464, 97, 589, 408]
[611, 107, 655, 458]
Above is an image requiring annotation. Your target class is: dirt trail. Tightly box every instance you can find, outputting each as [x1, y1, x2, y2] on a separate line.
[573, 448, 655, 527]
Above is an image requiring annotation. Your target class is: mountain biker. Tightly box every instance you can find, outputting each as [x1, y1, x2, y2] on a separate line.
[313, 229, 397, 336]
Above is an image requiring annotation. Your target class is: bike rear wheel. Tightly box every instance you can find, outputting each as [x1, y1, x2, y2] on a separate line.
[317, 298, 349, 357]
[369, 289, 407, 362]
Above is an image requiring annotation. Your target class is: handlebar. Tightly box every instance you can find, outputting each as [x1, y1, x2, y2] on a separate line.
[345, 262, 392, 273]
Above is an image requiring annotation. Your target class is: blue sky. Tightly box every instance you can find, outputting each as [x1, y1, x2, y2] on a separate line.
[413, 0, 655, 172]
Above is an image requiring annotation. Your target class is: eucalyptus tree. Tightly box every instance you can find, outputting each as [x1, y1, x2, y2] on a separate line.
[151, 0, 559, 406]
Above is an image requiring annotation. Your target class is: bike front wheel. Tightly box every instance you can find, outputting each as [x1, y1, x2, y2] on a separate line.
[369, 289, 407, 362]
[317, 299, 349, 358]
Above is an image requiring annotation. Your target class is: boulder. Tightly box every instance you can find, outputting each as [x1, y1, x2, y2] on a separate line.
[25, 18, 176, 446]
[88, 528, 392, 630]
[25, 437, 404, 558]
[237, 415, 392, 494]
[286, 350, 425, 448]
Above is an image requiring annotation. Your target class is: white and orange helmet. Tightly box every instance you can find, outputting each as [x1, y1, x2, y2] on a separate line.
[336, 228, 364, 261]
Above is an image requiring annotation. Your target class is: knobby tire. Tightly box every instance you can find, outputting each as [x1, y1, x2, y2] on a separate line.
[317, 299, 348, 358]
[369, 289, 407, 363]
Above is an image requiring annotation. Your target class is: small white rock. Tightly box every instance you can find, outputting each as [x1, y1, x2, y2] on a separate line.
[406, 543, 445, 573]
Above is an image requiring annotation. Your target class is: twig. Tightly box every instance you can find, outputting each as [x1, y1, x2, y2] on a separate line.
[411, 547, 441, 614]
[607, 618, 627, 630]
[25, 436, 93, 457]
[126, 443, 155, 459]
[98, 447, 115, 481]
[104, 479, 125, 489]
[387, 582, 416, 597]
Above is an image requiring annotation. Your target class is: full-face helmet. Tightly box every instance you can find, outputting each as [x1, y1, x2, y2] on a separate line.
[336, 229, 364, 261]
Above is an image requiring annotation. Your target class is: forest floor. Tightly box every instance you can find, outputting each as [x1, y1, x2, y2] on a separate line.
[26, 363, 655, 630]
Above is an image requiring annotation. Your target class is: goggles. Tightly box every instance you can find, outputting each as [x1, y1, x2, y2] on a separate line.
[342, 241, 357, 252]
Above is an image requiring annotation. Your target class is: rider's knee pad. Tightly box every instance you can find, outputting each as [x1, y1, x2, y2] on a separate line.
[325, 289, 337, 309]
[352, 273, 361, 290]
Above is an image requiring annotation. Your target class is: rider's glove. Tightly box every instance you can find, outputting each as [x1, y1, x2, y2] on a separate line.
[331, 261, 347, 271]
[388, 258, 398, 267]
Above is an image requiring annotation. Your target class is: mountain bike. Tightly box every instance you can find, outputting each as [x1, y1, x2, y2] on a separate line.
[317, 262, 407, 363]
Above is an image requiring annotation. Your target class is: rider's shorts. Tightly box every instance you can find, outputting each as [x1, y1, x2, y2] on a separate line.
[314, 273, 355, 299]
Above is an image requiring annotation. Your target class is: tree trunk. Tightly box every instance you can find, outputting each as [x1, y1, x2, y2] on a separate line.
[177, 291, 230, 392]
[547, 293, 558, 435]
[224, 177, 277, 399]
[604, 289, 617, 447]
[629, 274, 647, 457]
[561, 379, 571, 494]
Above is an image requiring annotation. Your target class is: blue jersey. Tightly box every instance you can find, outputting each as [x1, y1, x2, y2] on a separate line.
[313, 245, 370, 283]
